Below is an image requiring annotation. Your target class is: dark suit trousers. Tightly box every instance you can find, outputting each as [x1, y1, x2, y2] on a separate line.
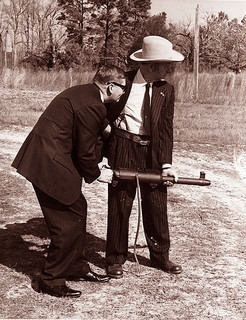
[106, 135, 170, 265]
[33, 185, 90, 286]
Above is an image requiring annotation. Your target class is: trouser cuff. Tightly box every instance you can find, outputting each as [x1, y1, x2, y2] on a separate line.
[106, 255, 126, 265]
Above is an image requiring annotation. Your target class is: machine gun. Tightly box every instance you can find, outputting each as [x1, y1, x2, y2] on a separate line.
[111, 168, 211, 271]
[112, 168, 211, 187]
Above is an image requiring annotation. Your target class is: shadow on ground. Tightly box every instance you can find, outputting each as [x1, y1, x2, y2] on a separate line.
[0, 218, 150, 283]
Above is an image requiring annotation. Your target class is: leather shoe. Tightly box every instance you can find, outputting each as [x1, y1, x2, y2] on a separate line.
[67, 271, 110, 283]
[107, 264, 123, 279]
[38, 282, 81, 298]
[152, 260, 182, 274]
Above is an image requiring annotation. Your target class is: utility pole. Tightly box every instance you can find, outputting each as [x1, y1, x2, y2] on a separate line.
[194, 4, 199, 101]
[0, 0, 3, 69]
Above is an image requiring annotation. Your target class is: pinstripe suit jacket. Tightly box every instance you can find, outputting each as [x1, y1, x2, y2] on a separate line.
[107, 70, 175, 169]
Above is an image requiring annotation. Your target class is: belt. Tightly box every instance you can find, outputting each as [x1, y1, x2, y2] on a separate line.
[112, 127, 150, 146]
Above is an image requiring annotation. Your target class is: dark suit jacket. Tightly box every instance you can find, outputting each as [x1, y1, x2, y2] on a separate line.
[106, 70, 175, 169]
[12, 84, 107, 205]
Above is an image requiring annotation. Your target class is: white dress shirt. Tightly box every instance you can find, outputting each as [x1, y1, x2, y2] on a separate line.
[113, 70, 172, 169]
[114, 69, 152, 135]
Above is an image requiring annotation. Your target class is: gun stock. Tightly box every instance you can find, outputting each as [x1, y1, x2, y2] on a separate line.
[113, 168, 211, 186]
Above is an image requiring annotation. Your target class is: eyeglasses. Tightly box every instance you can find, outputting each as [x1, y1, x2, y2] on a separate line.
[108, 82, 127, 92]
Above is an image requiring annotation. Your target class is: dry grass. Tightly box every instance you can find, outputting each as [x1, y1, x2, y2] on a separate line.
[169, 71, 246, 105]
[0, 68, 94, 92]
[173, 102, 246, 148]
[0, 89, 58, 127]
[0, 87, 245, 147]
[1, 67, 246, 106]
[0, 88, 245, 319]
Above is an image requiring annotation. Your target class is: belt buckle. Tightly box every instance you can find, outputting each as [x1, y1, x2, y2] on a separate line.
[139, 139, 148, 146]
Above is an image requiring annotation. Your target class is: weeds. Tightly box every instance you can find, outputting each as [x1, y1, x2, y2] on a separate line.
[0, 67, 94, 92]
[169, 71, 246, 105]
[0, 67, 246, 106]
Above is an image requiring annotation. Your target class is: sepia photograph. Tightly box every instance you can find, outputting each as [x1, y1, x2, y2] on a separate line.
[0, 0, 245, 319]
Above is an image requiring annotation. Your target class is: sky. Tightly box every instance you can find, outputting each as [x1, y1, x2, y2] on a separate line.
[151, 0, 246, 24]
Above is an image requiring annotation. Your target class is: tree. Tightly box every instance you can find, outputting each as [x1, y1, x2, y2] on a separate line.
[57, 0, 94, 46]
[168, 20, 193, 71]
[90, 0, 151, 66]
[57, 0, 106, 68]
[91, 0, 120, 65]
[0, 0, 66, 69]
[22, 0, 64, 69]
[116, 0, 151, 67]
[199, 11, 246, 72]
[1, 0, 31, 67]
[144, 12, 168, 37]
[48, 0, 153, 68]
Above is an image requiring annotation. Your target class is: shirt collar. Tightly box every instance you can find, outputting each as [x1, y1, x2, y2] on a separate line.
[133, 69, 165, 85]
[133, 69, 147, 85]
[99, 90, 104, 102]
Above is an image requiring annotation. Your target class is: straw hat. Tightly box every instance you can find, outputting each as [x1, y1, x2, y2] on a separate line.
[130, 36, 184, 62]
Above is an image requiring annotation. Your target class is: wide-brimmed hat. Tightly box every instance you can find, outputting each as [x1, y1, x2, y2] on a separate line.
[130, 36, 184, 62]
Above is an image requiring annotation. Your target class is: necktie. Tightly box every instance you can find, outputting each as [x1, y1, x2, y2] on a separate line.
[143, 83, 151, 136]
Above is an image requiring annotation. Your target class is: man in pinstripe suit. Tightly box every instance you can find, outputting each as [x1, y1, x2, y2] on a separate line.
[105, 36, 185, 278]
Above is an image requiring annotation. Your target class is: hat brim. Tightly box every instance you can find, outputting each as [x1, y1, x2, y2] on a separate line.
[130, 49, 184, 62]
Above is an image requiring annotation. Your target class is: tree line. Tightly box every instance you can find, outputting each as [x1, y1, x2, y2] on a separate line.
[0, 0, 245, 72]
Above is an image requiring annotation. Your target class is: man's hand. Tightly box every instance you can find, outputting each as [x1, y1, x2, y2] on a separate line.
[102, 124, 111, 138]
[97, 165, 113, 183]
[161, 167, 178, 186]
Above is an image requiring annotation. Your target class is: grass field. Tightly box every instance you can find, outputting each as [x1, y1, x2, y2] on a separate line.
[0, 79, 245, 320]
[1, 68, 246, 106]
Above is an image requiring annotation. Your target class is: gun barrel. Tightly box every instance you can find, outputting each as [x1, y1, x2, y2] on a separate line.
[113, 169, 211, 186]
[176, 177, 211, 186]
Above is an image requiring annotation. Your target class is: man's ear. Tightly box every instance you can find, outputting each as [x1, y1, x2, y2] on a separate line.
[107, 84, 113, 96]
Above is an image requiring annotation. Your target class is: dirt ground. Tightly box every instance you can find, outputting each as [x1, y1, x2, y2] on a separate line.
[0, 106, 246, 319]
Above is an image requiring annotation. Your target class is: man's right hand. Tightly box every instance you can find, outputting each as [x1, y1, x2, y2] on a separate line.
[97, 166, 113, 183]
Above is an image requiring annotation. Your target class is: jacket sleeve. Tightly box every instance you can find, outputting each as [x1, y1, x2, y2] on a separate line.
[159, 85, 175, 165]
[73, 103, 106, 183]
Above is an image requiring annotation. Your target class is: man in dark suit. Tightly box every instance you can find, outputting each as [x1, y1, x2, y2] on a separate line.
[105, 36, 184, 278]
[12, 65, 126, 297]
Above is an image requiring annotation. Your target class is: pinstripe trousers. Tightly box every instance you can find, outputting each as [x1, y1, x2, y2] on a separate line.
[106, 134, 170, 265]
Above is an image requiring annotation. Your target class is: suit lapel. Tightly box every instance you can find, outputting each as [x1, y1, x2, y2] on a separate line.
[123, 73, 168, 131]
[151, 82, 166, 128]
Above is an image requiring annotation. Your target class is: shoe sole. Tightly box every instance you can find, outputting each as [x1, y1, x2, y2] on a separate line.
[107, 273, 123, 279]
[38, 288, 81, 298]
[167, 270, 182, 274]
[67, 278, 110, 283]
[151, 264, 183, 274]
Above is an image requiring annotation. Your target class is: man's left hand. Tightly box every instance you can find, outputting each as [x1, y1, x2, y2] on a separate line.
[162, 167, 178, 186]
